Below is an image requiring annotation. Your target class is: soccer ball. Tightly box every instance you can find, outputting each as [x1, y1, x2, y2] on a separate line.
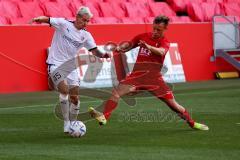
[69, 121, 87, 138]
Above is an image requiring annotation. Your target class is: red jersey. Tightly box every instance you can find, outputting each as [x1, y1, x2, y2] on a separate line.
[131, 32, 170, 72]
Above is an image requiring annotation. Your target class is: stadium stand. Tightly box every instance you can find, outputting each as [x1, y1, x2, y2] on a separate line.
[224, 0, 240, 2]
[10, 17, 31, 24]
[0, 17, 10, 25]
[170, 16, 193, 22]
[0, 0, 240, 25]
[82, 0, 104, 3]
[82, 2, 102, 17]
[205, 0, 224, 2]
[121, 17, 146, 24]
[145, 16, 192, 23]
[40, 1, 73, 18]
[98, 2, 126, 18]
[69, 0, 82, 16]
[223, 2, 240, 17]
[166, 0, 205, 13]
[187, 2, 222, 21]
[92, 17, 121, 24]
[123, 2, 151, 18]
[104, 0, 128, 2]
[17, 1, 44, 19]
[128, 0, 155, 3]
[148, 2, 176, 17]
[0, 1, 21, 19]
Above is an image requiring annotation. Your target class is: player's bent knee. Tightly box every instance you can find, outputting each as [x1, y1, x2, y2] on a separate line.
[57, 81, 69, 94]
[59, 93, 69, 101]
[112, 89, 120, 98]
[70, 95, 79, 105]
[111, 93, 120, 102]
[110, 95, 119, 102]
[59, 90, 68, 95]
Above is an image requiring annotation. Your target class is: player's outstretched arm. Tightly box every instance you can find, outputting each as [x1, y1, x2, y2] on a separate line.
[116, 41, 134, 53]
[29, 16, 50, 24]
[91, 48, 111, 59]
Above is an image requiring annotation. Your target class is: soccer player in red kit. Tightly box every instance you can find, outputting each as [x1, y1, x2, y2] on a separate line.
[90, 15, 209, 131]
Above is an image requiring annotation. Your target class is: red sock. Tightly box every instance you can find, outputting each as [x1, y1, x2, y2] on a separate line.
[103, 100, 118, 120]
[179, 110, 195, 127]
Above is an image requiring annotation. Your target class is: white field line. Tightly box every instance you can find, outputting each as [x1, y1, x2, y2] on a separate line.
[0, 89, 236, 110]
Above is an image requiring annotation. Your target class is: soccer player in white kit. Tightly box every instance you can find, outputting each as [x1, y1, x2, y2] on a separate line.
[31, 7, 110, 133]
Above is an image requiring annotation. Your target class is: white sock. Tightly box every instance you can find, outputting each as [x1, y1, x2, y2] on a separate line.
[59, 94, 69, 121]
[64, 121, 70, 127]
[69, 101, 80, 121]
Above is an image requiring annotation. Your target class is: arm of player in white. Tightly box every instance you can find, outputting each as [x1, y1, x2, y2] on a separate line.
[29, 16, 50, 24]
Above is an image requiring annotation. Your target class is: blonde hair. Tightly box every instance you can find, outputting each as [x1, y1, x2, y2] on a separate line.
[77, 6, 93, 18]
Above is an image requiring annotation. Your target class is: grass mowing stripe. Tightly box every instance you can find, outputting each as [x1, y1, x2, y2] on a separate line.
[0, 87, 239, 110]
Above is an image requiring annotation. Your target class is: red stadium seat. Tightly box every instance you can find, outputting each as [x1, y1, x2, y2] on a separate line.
[187, 2, 222, 21]
[120, 17, 146, 24]
[170, 16, 193, 22]
[99, 3, 126, 18]
[17, 2, 44, 19]
[201, 3, 222, 21]
[0, 1, 21, 18]
[41, 1, 73, 18]
[92, 17, 121, 24]
[223, 2, 240, 17]
[67, 17, 94, 24]
[81, 0, 104, 3]
[10, 17, 31, 25]
[69, 0, 82, 16]
[144, 17, 155, 23]
[187, 3, 204, 21]
[0, 17, 10, 25]
[128, 0, 154, 3]
[166, 0, 205, 12]
[37, 0, 54, 2]
[145, 16, 192, 23]
[224, 0, 240, 2]
[104, 0, 128, 3]
[205, 0, 224, 2]
[122, 2, 151, 17]
[82, 2, 102, 17]
[148, 2, 176, 17]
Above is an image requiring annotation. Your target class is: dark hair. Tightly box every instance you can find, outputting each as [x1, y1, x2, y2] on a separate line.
[153, 15, 170, 25]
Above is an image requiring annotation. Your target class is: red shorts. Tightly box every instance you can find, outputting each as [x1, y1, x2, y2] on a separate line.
[120, 71, 174, 100]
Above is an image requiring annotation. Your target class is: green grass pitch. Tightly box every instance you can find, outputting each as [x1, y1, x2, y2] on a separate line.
[0, 79, 239, 160]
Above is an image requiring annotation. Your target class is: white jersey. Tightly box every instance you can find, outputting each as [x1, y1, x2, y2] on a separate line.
[46, 18, 97, 65]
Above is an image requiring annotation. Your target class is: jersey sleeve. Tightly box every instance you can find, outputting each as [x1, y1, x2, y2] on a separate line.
[49, 18, 66, 30]
[84, 32, 97, 51]
[131, 34, 142, 48]
[160, 38, 170, 55]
